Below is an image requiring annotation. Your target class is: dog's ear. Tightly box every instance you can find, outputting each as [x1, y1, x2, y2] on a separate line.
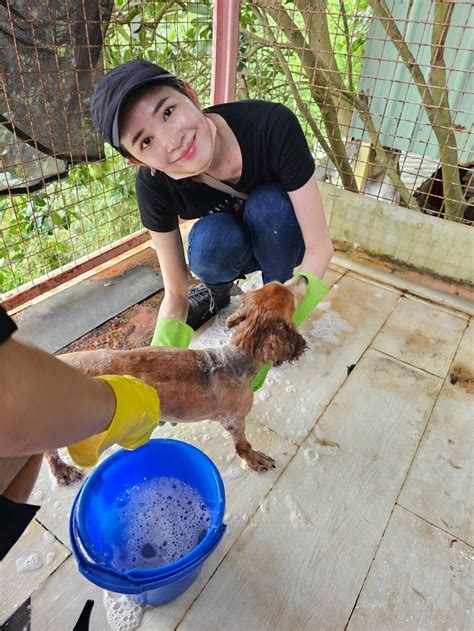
[231, 306, 306, 366]
[255, 318, 307, 366]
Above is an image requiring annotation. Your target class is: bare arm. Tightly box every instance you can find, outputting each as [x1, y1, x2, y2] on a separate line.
[0, 337, 115, 457]
[288, 176, 334, 278]
[150, 228, 190, 321]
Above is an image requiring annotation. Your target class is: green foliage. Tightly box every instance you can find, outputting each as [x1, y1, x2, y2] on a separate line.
[0, 150, 138, 293]
[1, 1, 214, 295]
[327, 0, 370, 87]
[1, 0, 371, 295]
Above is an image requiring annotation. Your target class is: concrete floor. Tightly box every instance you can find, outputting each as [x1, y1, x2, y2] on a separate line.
[1, 257, 472, 631]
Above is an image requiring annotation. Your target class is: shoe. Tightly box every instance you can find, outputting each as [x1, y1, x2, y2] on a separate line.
[186, 281, 233, 330]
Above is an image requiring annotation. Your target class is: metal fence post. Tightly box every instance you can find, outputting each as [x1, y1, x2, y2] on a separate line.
[211, 0, 240, 104]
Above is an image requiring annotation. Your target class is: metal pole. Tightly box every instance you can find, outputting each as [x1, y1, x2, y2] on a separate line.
[211, 0, 240, 104]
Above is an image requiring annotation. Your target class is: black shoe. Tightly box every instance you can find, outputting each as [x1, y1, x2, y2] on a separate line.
[186, 281, 233, 330]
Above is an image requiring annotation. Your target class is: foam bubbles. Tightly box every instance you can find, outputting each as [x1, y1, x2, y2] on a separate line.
[284, 495, 312, 531]
[103, 592, 144, 631]
[303, 448, 320, 465]
[16, 553, 43, 573]
[224, 467, 243, 480]
[305, 311, 353, 349]
[109, 477, 210, 571]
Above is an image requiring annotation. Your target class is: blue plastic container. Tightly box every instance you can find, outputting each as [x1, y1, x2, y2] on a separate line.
[70, 501, 226, 605]
[69, 439, 226, 605]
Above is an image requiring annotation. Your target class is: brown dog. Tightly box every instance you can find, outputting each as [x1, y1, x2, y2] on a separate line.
[53, 277, 307, 476]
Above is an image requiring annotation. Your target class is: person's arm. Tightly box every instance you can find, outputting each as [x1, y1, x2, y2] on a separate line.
[149, 228, 190, 322]
[1, 337, 115, 457]
[288, 176, 334, 279]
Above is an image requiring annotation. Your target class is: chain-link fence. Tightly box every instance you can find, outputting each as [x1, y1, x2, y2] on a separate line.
[1, 0, 472, 303]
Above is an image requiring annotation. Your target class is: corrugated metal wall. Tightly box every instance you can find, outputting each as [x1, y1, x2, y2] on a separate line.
[350, 0, 473, 162]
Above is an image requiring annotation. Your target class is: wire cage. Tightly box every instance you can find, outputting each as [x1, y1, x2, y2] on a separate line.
[0, 0, 472, 304]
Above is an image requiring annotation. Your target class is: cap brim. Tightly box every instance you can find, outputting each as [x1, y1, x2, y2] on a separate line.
[111, 72, 175, 149]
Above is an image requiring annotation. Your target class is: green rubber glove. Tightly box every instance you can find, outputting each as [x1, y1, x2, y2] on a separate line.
[68, 375, 160, 467]
[292, 271, 329, 327]
[250, 361, 272, 391]
[151, 317, 193, 348]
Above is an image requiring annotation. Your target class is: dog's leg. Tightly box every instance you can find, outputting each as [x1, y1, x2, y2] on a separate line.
[45, 450, 83, 486]
[223, 418, 275, 473]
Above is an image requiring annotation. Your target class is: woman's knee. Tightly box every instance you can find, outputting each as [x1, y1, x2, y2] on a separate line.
[243, 184, 296, 230]
[187, 214, 251, 282]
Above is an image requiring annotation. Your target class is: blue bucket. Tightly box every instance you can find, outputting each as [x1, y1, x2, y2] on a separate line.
[69, 439, 226, 605]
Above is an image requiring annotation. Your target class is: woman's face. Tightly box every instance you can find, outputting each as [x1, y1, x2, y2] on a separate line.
[119, 84, 216, 179]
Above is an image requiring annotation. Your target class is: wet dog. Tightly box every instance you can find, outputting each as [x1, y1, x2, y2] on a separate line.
[50, 277, 307, 480]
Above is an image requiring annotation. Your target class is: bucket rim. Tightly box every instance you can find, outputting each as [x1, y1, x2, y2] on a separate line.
[75, 439, 226, 577]
[69, 489, 227, 594]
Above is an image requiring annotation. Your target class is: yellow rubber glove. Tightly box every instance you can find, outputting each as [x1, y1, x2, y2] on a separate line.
[67, 374, 160, 467]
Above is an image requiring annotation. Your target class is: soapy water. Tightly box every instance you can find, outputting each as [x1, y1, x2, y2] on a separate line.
[284, 494, 312, 531]
[190, 272, 262, 351]
[16, 553, 43, 573]
[191, 296, 239, 350]
[103, 592, 144, 631]
[108, 477, 210, 571]
[305, 310, 353, 349]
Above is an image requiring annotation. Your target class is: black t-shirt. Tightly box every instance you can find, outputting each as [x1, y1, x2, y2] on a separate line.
[136, 100, 315, 233]
[0, 305, 17, 344]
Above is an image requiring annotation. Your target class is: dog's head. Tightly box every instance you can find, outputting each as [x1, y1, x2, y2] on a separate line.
[226, 277, 307, 366]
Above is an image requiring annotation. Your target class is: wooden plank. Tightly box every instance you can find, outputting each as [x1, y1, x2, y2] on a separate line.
[372, 296, 467, 377]
[0, 520, 69, 625]
[399, 320, 474, 545]
[23, 419, 296, 630]
[353, 141, 373, 193]
[348, 506, 473, 630]
[30, 557, 109, 631]
[179, 350, 442, 631]
[246, 273, 401, 443]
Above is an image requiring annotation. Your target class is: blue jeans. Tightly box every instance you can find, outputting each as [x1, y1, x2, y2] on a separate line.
[187, 184, 305, 284]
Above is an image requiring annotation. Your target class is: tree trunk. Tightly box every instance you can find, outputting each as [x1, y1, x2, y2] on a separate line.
[253, 0, 359, 193]
[368, 0, 465, 220]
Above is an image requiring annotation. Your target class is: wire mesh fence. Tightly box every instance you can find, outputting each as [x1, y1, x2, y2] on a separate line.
[241, 0, 472, 218]
[0, 0, 472, 301]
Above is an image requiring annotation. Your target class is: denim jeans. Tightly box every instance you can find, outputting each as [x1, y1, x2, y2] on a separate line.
[187, 184, 305, 285]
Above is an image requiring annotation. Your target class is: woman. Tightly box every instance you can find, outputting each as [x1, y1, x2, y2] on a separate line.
[91, 60, 333, 345]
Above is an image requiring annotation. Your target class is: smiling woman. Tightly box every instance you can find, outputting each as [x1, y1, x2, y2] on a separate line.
[91, 60, 333, 346]
[119, 84, 219, 180]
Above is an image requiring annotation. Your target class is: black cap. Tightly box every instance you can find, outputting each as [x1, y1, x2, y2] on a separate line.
[91, 60, 175, 152]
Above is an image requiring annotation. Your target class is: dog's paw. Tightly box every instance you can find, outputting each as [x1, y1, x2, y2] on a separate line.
[245, 450, 276, 473]
[50, 461, 84, 486]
